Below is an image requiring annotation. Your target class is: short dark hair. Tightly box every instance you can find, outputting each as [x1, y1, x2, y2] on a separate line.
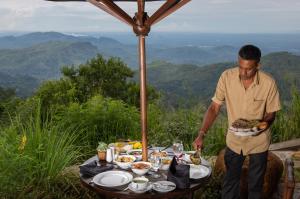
[238, 44, 261, 62]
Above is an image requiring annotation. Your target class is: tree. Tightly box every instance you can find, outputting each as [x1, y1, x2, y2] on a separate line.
[61, 54, 158, 106]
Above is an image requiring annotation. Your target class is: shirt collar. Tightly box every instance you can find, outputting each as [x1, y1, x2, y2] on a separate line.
[236, 67, 260, 86]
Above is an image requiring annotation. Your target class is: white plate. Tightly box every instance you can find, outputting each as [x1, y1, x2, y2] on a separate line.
[92, 171, 133, 188]
[128, 182, 152, 193]
[189, 164, 210, 179]
[229, 126, 263, 136]
[152, 181, 176, 193]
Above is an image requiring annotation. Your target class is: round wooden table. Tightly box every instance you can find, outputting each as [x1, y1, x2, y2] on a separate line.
[80, 155, 212, 199]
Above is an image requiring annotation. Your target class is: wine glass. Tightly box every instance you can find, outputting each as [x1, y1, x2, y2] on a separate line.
[173, 141, 184, 159]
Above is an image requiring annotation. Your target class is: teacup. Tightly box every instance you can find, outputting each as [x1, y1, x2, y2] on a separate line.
[131, 177, 149, 191]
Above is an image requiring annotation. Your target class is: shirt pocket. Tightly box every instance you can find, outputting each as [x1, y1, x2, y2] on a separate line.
[248, 98, 266, 119]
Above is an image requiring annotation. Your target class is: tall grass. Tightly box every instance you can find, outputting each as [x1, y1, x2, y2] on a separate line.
[0, 102, 82, 198]
[272, 87, 300, 142]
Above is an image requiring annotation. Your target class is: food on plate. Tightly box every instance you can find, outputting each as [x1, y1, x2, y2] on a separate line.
[231, 118, 260, 129]
[190, 150, 201, 165]
[132, 162, 151, 169]
[133, 142, 142, 149]
[110, 142, 133, 153]
[151, 150, 168, 157]
[116, 156, 135, 163]
[257, 122, 268, 130]
[231, 118, 268, 133]
[131, 162, 152, 175]
[161, 158, 171, 165]
[128, 150, 142, 156]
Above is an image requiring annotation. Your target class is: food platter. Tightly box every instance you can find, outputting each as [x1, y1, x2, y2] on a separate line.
[92, 171, 133, 189]
[229, 119, 268, 137]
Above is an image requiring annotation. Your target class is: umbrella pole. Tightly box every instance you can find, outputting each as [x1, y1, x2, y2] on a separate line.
[139, 35, 148, 161]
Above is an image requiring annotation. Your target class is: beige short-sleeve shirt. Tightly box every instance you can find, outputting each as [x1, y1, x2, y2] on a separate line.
[212, 67, 281, 155]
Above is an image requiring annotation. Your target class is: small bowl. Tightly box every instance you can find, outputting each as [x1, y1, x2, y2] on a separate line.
[160, 157, 172, 170]
[115, 155, 136, 169]
[131, 161, 152, 175]
[127, 149, 142, 161]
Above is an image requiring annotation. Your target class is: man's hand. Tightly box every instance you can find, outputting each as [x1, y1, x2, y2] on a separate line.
[193, 132, 205, 150]
[192, 101, 221, 150]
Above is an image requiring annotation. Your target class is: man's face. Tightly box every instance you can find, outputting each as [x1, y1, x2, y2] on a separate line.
[238, 57, 259, 80]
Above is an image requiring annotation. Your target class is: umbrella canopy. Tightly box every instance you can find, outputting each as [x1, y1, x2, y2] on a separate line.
[46, 0, 190, 160]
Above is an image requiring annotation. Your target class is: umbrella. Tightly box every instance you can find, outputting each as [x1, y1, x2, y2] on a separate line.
[46, 0, 191, 161]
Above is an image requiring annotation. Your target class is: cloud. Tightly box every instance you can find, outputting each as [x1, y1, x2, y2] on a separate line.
[0, 0, 299, 33]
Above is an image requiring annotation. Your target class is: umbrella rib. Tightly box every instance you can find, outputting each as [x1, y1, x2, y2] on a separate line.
[146, 0, 178, 26]
[100, 0, 135, 26]
[88, 0, 134, 26]
[148, 0, 190, 26]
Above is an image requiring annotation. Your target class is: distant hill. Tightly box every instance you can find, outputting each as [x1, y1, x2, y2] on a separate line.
[0, 32, 239, 68]
[0, 72, 39, 98]
[140, 52, 300, 107]
[0, 41, 98, 79]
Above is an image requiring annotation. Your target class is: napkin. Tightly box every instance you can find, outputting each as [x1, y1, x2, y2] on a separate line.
[167, 157, 190, 189]
[79, 160, 114, 177]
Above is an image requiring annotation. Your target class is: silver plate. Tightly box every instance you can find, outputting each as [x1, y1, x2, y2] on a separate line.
[189, 164, 210, 179]
[92, 171, 133, 188]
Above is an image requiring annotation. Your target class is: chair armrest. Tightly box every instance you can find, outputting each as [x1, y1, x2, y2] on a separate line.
[282, 158, 295, 199]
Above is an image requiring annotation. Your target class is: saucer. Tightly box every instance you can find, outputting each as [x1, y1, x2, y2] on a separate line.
[128, 182, 152, 193]
[152, 181, 176, 193]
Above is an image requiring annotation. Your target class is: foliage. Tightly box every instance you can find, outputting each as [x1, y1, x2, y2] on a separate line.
[61, 54, 135, 103]
[35, 54, 158, 114]
[59, 95, 140, 155]
[35, 79, 76, 115]
[0, 87, 22, 126]
[272, 86, 300, 142]
[0, 102, 82, 198]
[148, 103, 227, 155]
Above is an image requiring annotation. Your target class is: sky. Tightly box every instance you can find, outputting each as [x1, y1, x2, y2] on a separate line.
[1, 0, 300, 33]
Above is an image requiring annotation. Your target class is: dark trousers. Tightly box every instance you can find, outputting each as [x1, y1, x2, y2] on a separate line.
[221, 147, 268, 199]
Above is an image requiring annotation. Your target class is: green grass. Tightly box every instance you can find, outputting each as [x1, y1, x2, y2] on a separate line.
[0, 103, 82, 198]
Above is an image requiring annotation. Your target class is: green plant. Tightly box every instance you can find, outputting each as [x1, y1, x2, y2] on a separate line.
[97, 142, 108, 151]
[0, 101, 82, 198]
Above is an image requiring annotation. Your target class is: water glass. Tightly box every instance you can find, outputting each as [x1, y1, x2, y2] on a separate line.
[149, 153, 161, 178]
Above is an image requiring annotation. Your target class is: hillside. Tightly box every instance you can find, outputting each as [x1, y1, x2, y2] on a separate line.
[141, 52, 300, 107]
[0, 41, 98, 79]
[0, 32, 239, 68]
[0, 72, 39, 98]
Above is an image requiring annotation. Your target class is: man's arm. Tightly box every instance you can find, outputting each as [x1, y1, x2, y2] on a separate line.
[262, 112, 276, 128]
[193, 101, 222, 150]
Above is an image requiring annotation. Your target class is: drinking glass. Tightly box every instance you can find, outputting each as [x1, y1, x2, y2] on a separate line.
[149, 153, 161, 178]
[173, 141, 184, 158]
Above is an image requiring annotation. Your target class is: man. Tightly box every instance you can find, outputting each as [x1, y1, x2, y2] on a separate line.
[192, 45, 281, 199]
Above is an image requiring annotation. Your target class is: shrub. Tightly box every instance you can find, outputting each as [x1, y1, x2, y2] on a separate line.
[0, 103, 81, 198]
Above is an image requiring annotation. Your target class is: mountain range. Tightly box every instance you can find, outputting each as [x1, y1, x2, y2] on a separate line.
[0, 32, 299, 103]
[142, 52, 300, 107]
[0, 32, 241, 72]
